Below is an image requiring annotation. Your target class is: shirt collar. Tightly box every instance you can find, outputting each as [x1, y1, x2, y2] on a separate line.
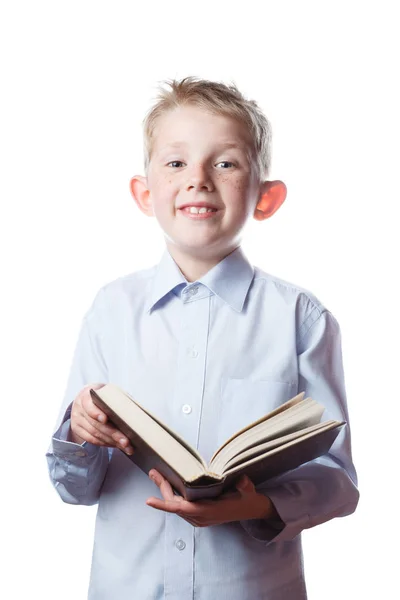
[146, 251, 187, 313]
[147, 246, 254, 314]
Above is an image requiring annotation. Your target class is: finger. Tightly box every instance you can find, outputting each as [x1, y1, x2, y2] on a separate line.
[74, 409, 116, 445]
[147, 495, 205, 519]
[146, 497, 186, 513]
[73, 410, 134, 454]
[71, 423, 109, 447]
[235, 475, 256, 496]
[75, 400, 133, 449]
[80, 410, 130, 445]
[80, 388, 108, 424]
[146, 497, 218, 528]
[72, 419, 115, 446]
[181, 517, 199, 527]
[149, 470, 177, 502]
[74, 389, 131, 448]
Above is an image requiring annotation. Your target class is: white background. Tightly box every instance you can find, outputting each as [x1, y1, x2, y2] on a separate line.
[1, 1, 399, 598]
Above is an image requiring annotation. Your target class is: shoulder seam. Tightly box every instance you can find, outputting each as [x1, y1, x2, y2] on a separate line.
[253, 271, 324, 314]
[254, 270, 313, 295]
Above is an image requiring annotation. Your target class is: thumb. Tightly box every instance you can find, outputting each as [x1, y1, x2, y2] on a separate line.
[236, 475, 256, 496]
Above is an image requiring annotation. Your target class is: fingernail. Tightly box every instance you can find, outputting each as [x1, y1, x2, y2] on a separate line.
[119, 438, 127, 446]
[97, 415, 105, 423]
[149, 471, 156, 481]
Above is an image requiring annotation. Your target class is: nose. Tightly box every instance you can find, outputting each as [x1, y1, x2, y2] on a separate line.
[186, 163, 214, 192]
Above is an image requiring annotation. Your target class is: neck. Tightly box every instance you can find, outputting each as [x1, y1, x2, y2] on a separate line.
[166, 243, 239, 282]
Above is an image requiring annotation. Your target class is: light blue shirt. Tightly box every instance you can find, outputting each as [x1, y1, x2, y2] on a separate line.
[46, 246, 359, 600]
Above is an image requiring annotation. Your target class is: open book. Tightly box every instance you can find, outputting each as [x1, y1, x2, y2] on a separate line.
[90, 384, 344, 501]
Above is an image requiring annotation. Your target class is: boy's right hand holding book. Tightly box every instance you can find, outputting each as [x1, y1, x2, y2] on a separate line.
[69, 383, 135, 455]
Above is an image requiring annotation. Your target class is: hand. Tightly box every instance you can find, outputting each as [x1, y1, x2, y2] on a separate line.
[70, 383, 135, 455]
[146, 470, 277, 527]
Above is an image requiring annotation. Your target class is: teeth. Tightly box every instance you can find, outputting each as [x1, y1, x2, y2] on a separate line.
[187, 206, 215, 214]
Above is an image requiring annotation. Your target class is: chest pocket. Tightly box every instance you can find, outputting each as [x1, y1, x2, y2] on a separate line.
[217, 377, 298, 447]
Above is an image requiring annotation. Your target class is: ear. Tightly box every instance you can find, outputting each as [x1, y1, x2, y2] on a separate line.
[130, 175, 154, 217]
[253, 180, 287, 221]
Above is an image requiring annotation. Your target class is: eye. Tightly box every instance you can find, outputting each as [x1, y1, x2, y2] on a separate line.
[167, 161, 185, 168]
[216, 161, 235, 169]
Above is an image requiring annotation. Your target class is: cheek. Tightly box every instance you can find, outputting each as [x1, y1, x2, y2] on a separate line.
[233, 180, 247, 192]
[163, 172, 173, 186]
[150, 175, 175, 199]
[149, 181, 177, 218]
[218, 173, 249, 192]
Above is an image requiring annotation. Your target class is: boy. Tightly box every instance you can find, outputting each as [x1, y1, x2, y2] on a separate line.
[46, 77, 359, 599]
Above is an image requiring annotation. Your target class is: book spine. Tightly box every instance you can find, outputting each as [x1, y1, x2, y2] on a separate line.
[90, 390, 220, 500]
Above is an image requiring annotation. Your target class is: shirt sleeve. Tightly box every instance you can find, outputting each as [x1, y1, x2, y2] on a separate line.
[46, 293, 111, 506]
[240, 309, 360, 543]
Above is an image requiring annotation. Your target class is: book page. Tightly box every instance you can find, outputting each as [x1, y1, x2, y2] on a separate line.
[116, 385, 207, 468]
[209, 392, 305, 463]
[95, 385, 207, 480]
[220, 420, 343, 478]
[217, 421, 336, 473]
[210, 397, 324, 473]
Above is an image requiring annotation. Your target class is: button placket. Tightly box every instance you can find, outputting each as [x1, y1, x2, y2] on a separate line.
[172, 290, 209, 445]
[165, 296, 209, 597]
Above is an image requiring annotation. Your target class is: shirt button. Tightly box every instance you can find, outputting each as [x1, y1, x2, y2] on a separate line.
[190, 286, 199, 295]
[187, 347, 199, 358]
[182, 404, 192, 414]
[175, 539, 186, 551]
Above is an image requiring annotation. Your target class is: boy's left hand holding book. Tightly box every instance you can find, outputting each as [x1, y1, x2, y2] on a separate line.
[146, 469, 280, 527]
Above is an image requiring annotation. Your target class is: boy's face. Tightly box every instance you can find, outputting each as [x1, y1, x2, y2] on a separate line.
[133, 105, 273, 263]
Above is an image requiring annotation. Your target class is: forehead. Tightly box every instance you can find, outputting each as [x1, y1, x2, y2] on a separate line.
[151, 105, 253, 152]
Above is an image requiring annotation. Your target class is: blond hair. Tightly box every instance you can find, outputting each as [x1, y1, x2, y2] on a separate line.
[142, 76, 272, 180]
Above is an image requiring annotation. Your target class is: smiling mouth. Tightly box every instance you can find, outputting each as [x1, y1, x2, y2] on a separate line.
[178, 206, 220, 220]
[180, 206, 218, 214]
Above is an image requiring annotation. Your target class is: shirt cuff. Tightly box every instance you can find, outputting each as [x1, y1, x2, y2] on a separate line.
[258, 487, 310, 543]
[240, 494, 286, 543]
